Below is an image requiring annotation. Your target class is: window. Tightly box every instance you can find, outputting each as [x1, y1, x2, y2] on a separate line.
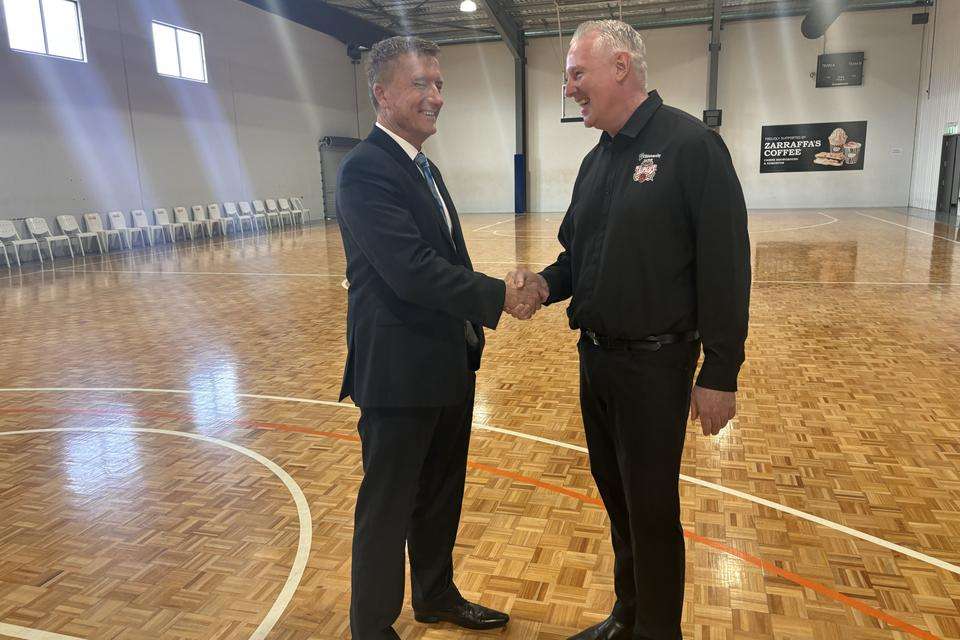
[2, 0, 85, 61]
[152, 21, 206, 82]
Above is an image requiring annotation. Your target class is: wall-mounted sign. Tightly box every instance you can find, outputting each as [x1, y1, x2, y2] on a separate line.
[816, 52, 864, 87]
[760, 121, 867, 173]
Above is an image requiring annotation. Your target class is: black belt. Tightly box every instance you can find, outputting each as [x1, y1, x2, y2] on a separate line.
[582, 329, 700, 352]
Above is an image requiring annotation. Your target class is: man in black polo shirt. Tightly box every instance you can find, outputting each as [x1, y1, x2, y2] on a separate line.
[511, 19, 750, 640]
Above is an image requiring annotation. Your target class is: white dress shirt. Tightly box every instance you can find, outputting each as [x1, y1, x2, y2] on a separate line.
[375, 122, 452, 235]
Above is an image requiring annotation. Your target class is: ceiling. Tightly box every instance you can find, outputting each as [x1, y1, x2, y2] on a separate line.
[321, 0, 927, 45]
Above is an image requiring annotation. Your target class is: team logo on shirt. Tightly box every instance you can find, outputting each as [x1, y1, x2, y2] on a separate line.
[633, 158, 658, 183]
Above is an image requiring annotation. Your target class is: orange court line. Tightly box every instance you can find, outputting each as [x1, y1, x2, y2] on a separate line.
[0, 405, 940, 640]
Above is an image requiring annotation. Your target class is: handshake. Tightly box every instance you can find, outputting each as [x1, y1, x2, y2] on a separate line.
[503, 267, 549, 320]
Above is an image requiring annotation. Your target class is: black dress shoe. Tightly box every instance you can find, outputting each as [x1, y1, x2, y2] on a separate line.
[414, 599, 509, 630]
[568, 615, 632, 640]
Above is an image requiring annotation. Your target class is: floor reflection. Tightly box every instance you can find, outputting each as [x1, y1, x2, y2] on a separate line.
[753, 240, 859, 283]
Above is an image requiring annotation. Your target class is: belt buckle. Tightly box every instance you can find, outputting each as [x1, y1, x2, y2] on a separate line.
[586, 330, 601, 347]
[643, 336, 663, 352]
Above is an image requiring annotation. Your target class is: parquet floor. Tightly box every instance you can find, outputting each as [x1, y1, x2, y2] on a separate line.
[1, 208, 959, 640]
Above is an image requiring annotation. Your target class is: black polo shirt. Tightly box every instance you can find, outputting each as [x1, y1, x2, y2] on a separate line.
[540, 91, 751, 392]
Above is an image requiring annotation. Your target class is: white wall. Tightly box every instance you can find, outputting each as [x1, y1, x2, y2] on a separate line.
[0, 0, 361, 231]
[722, 9, 924, 209]
[910, 1, 960, 211]
[424, 42, 516, 214]
[2, 3, 933, 230]
[407, 7, 925, 213]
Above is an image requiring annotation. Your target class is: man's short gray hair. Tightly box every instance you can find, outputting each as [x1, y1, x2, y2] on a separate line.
[571, 20, 647, 88]
[366, 36, 441, 111]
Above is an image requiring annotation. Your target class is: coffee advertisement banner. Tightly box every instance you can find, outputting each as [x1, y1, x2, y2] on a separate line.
[760, 121, 867, 173]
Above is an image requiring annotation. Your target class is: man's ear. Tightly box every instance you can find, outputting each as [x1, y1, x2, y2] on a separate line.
[614, 52, 630, 82]
[373, 83, 387, 109]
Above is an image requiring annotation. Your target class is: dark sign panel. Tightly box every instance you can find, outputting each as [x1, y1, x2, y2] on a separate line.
[816, 52, 864, 87]
[760, 121, 867, 173]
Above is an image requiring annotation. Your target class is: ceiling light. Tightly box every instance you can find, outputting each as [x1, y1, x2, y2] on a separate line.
[460, 0, 477, 12]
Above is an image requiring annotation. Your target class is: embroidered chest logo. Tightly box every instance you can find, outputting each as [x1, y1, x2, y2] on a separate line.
[633, 158, 658, 183]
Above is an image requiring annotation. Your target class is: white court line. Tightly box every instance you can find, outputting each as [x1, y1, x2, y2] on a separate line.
[0, 387, 353, 409]
[3, 387, 960, 578]
[470, 217, 516, 233]
[471, 264, 956, 287]
[857, 211, 960, 244]
[474, 212, 838, 240]
[92, 269, 343, 279]
[751, 212, 838, 234]
[30, 269, 343, 279]
[0, 426, 312, 640]
[0, 622, 84, 640]
[491, 231, 557, 240]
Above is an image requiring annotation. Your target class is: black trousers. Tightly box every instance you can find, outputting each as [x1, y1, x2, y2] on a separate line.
[349, 378, 474, 640]
[578, 337, 700, 640]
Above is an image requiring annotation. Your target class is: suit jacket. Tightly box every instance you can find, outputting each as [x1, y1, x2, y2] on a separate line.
[336, 126, 506, 408]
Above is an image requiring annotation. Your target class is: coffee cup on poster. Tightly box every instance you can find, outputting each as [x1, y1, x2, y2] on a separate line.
[843, 141, 862, 165]
[829, 127, 848, 153]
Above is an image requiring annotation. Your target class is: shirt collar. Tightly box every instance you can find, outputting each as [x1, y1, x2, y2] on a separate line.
[376, 122, 421, 161]
[602, 90, 663, 144]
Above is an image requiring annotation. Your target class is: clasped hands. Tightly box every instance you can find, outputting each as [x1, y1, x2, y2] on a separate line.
[503, 268, 549, 320]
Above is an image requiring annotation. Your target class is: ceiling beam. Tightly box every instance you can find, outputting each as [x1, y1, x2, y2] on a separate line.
[328, 2, 501, 36]
[481, 0, 525, 60]
[236, 0, 394, 47]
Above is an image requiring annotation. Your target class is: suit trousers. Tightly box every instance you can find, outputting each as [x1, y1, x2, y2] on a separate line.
[350, 377, 475, 639]
[578, 337, 700, 640]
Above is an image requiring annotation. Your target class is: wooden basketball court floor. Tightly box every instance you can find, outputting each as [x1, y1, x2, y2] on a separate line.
[1, 208, 959, 640]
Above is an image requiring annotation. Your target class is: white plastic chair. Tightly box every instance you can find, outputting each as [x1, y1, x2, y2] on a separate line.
[190, 205, 215, 238]
[83, 213, 126, 252]
[207, 204, 235, 237]
[278, 198, 302, 226]
[131, 210, 166, 246]
[291, 197, 311, 223]
[224, 202, 253, 235]
[108, 211, 147, 248]
[254, 199, 279, 230]
[56, 215, 101, 256]
[0, 220, 42, 266]
[173, 207, 203, 240]
[153, 209, 187, 243]
[240, 201, 265, 232]
[173, 206, 204, 240]
[266, 198, 291, 229]
[26, 217, 73, 260]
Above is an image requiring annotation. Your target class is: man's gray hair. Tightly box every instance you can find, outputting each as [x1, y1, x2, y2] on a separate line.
[366, 36, 441, 111]
[571, 20, 647, 88]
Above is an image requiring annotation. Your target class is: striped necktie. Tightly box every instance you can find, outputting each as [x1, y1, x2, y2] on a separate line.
[414, 153, 476, 347]
[414, 152, 452, 236]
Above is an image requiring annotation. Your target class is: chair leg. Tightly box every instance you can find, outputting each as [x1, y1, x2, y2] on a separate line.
[12, 245, 20, 267]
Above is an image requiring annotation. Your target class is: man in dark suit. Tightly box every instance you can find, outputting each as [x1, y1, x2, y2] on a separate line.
[336, 36, 539, 640]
